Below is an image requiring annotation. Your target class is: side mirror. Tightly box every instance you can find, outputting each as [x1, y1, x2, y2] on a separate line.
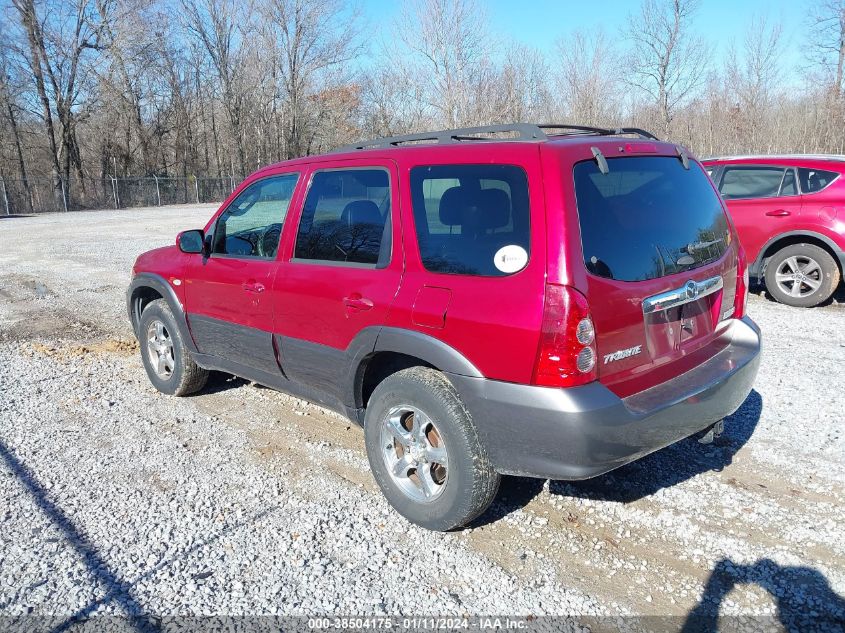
[177, 229, 205, 254]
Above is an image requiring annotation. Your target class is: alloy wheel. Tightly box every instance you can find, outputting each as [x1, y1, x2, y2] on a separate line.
[146, 319, 175, 379]
[380, 405, 449, 503]
[774, 255, 822, 298]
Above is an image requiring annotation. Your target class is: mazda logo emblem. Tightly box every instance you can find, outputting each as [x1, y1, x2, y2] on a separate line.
[685, 280, 699, 299]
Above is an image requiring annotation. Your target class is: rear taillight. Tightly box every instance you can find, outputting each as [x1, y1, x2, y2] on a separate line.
[734, 248, 749, 319]
[532, 284, 598, 388]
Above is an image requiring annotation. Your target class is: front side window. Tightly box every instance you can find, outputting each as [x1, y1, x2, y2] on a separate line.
[409, 164, 530, 276]
[719, 166, 788, 199]
[211, 174, 298, 258]
[574, 157, 730, 282]
[798, 167, 840, 193]
[294, 169, 391, 266]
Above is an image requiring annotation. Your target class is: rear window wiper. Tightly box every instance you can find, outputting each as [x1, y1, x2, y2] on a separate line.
[686, 238, 723, 253]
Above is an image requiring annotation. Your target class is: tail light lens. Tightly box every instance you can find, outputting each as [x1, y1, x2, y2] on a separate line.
[532, 284, 598, 388]
[734, 247, 749, 319]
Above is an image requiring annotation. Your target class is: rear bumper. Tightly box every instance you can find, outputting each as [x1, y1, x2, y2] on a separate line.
[448, 316, 761, 480]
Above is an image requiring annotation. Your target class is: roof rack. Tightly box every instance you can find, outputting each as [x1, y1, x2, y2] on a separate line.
[336, 123, 659, 151]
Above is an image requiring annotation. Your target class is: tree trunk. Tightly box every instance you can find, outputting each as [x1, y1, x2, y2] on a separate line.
[15, 0, 63, 209]
[2, 88, 34, 212]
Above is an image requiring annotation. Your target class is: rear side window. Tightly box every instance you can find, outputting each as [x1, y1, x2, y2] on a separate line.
[410, 165, 530, 276]
[574, 157, 730, 282]
[798, 167, 840, 193]
[719, 166, 791, 199]
[780, 169, 797, 196]
[294, 169, 391, 266]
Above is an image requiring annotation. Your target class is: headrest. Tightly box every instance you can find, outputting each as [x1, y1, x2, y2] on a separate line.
[341, 200, 382, 226]
[438, 187, 511, 230]
[438, 187, 468, 226]
[476, 188, 510, 229]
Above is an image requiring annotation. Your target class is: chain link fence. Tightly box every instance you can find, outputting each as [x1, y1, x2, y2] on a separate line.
[0, 176, 238, 215]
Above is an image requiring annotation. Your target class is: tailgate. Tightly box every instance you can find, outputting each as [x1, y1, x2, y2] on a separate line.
[571, 153, 740, 398]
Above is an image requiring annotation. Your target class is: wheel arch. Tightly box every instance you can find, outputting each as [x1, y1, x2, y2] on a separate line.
[127, 273, 198, 353]
[349, 327, 483, 411]
[753, 231, 845, 281]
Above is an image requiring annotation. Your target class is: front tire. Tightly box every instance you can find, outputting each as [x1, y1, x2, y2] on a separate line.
[764, 243, 840, 308]
[364, 367, 500, 531]
[138, 299, 208, 396]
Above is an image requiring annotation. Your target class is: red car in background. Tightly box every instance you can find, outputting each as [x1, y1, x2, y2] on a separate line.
[703, 155, 845, 307]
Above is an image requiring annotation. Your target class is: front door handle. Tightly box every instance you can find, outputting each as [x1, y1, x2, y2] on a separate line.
[765, 209, 791, 217]
[243, 281, 265, 293]
[343, 294, 374, 311]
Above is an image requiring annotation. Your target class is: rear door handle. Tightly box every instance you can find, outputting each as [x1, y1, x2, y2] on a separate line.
[765, 209, 791, 217]
[343, 294, 374, 311]
[243, 281, 265, 293]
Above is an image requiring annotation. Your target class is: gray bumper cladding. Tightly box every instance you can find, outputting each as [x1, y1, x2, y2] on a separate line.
[449, 316, 762, 480]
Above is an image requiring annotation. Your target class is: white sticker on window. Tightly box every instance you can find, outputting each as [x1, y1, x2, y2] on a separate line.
[493, 245, 528, 273]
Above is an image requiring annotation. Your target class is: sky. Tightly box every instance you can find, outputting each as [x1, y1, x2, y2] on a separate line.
[363, 0, 809, 77]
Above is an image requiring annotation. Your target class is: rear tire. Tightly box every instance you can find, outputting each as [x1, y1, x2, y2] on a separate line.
[138, 299, 208, 396]
[364, 367, 500, 531]
[764, 243, 840, 308]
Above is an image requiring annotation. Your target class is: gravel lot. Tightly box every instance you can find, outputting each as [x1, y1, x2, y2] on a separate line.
[1, 206, 844, 630]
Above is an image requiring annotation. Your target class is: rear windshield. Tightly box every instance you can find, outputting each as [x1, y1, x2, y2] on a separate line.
[574, 156, 730, 281]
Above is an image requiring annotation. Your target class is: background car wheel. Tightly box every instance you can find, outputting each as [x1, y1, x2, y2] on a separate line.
[364, 367, 500, 531]
[764, 244, 840, 308]
[138, 299, 208, 396]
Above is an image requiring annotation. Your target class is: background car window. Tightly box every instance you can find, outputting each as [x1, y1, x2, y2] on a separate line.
[719, 166, 786, 199]
[779, 169, 797, 196]
[798, 167, 840, 193]
[294, 169, 391, 266]
[410, 164, 530, 276]
[211, 174, 298, 258]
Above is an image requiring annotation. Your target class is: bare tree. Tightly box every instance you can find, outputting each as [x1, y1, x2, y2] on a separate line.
[486, 45, 553, 124]
[808, 0, 845, 96]
[725, 15, 783, 151]
[0, 47, 34, 212]
[555, 28, 622, 126]
[396, 0, 494, 128]
[360, 63, 431, 138]
[807, 0, 845, 152]
[625, 0, 709, 137]
[181, 0, 251, 176]
[11, 0, 63, 207]
[5, 0, 845, 213]
[11, 0, 112, 206]
[96, 1, 159, 175]
[264, 0, 362, 159]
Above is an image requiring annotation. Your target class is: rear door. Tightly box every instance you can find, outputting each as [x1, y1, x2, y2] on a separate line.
[570, 154, 741, 397]
[716, 164, 802, 262]
[272, 160, 403, 400]
[184, 173, 300, 374]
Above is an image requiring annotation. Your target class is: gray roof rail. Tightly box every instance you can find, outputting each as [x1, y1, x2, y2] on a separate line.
[336, 123, 659, 152]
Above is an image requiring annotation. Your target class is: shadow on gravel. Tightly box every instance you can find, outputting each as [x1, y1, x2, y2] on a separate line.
[0, 440, 157, 633]
[193, 371, 249, 396]
[552, 389, 764, 504]
[473, 389, 764, 525]
[828, 283, 845, 307]
[681, 558, 845, 633]
[0, 438, 277, 632]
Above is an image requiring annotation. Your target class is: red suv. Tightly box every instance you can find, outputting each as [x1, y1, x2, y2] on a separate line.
[128, 124, 761, 530]
[703, 155, 845, 307]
